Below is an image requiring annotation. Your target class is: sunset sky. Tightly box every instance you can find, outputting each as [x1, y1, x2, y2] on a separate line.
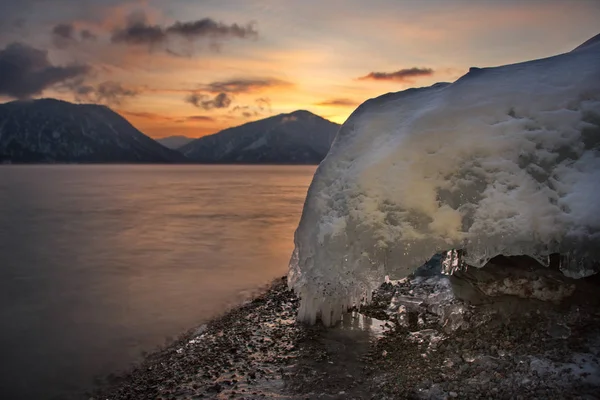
[0, 0, 598, 138]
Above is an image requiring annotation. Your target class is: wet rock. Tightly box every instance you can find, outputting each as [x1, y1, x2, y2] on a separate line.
[207, 383, 222, 393]
[547, 322, 571, 339]
[91, 271, 600, 400]
[449, 255, 579, 304]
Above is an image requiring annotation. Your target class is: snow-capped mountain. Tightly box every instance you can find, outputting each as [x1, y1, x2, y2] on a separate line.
[180, 110, 340, 164]
[157, 135, 194, 150]
[0, 99, 187, 163]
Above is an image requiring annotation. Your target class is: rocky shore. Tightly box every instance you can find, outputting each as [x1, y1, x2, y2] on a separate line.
[93, 257, 600, 400]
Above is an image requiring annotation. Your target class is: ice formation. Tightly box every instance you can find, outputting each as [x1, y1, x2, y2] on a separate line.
[289, 34, 600, 325]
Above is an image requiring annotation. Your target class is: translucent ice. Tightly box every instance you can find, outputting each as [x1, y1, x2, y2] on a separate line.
[289, 35, 600, 325]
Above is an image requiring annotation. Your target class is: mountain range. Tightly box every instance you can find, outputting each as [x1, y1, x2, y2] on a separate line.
[0, 99, 339, 164]
[0, 99, 186, 163]
[180, 110, 339, 164]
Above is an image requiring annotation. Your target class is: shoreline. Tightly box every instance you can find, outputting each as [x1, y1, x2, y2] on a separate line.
[92, 271, 600, 400]
[90, 277, 302, 399]
[91, 277, 388, 399]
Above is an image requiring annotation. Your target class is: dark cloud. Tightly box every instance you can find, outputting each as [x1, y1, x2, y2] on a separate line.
[184, 81, 280, 114]
[206, 92, 231, 108]
[112, 22, 165, 46]
[0, 42, 90, 99]
[95, 81, 138, 105]
[110, 10, 165, 46]
[111, 11, 257, 50]
[315, 98, 358, 107]
[72, 83, 94, 96]
[255, 97, 271, 112]
[80, 29, 97, 41]
[231, 104, 260, 118]
[358, 67, 434, 82]
[186, 93, 203, 107]
[204, 78, 290, 94]
[52, 23, 97, 48]
[73, 81, 138, 105]
[186, 92, 232, 110]
[52, 23, 74, 39]
[52, 23, 75, 48]
[166, 19, 257, 39]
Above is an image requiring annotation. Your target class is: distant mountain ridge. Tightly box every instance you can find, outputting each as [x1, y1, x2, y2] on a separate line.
[0, 99, 187, 163]
[157, 135, 194, 150]
[180, 110, 340, 164]
[0, 99, 340, 164]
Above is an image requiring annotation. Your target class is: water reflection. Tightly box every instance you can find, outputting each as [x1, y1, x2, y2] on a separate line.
[0, 165, 316, 400]
[285, 312, 388, 398]
[337, 311, 388, 339]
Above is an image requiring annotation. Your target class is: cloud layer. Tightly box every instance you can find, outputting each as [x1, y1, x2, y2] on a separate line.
[184, 78, 285, 113]
[203, 78, 290, 93]
[185, 92, 232, 110]
[73, 81, 138, 105]
[315, 98, 358, 107]
[358, 67, 434, 82]
[0, 43, 89, 99]
[184, 115, 215, 122]
[51, 23, 97, 48]
[111, 12, 257, 50]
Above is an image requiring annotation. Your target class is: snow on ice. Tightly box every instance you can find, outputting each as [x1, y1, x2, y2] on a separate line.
[289, 35, 600, 325]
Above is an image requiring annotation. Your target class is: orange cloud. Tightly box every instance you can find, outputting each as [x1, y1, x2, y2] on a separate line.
[358, 68, 434, 82]
[182, 115, 216, 122]
[202, 78, 292, 93]
[315, 98, 359, 107]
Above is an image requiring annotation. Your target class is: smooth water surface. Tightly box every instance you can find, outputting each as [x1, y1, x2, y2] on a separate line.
[0, 165, 315, 400]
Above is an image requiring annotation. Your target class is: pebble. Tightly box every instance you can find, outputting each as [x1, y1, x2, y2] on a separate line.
[91, 274, 600, 400]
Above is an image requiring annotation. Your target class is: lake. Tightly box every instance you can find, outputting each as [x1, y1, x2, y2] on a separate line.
[0, 165, 316, 400]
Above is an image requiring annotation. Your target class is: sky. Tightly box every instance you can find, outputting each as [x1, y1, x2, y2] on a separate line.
[0, 0, 598, 138]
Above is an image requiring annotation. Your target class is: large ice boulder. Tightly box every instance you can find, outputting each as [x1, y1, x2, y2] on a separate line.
[289, 34, 600, 325]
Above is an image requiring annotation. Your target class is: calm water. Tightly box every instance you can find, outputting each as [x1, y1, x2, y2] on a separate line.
[0, 165, 315, 400]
